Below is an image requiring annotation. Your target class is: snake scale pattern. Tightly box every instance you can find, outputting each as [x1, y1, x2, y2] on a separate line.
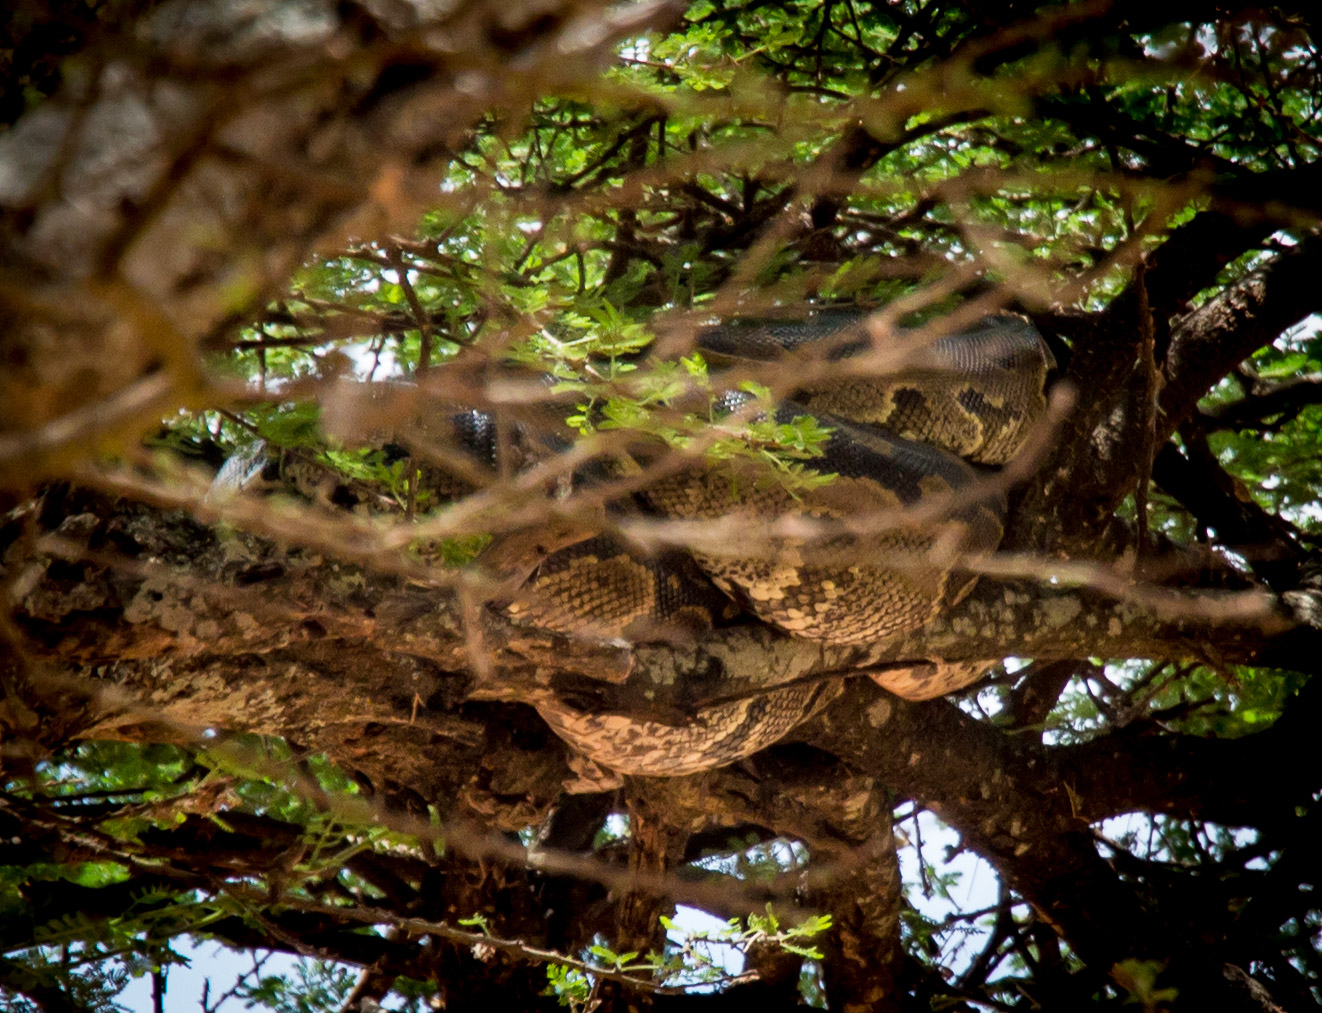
[513, 311, 1052, 777]
[224, 310, 1051, 777]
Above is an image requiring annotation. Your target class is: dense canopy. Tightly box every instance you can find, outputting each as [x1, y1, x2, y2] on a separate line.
[3, 1, 1322, 1011]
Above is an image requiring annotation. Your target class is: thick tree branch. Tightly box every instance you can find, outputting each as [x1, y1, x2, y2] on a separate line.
[797, 670, 1322, 1012]
[1202, 374, 1322, 430]
[1153, 435, 1310, 591]
[0, 0, 680, 479]
[1015, 233, 1322, 553]
[1160, 234, 1322, 448]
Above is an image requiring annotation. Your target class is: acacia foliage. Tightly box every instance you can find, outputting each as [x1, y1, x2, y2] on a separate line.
[2, 1, 1322, 1012]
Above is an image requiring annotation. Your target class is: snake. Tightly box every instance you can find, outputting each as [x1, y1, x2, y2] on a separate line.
[503, 310, 1053, 778]
[218, 309, 1051, 778]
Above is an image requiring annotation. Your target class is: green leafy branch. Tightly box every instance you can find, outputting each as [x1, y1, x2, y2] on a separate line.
[661, 905, 833, 964]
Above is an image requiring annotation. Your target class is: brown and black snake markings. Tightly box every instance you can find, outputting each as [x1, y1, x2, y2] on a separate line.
[507, 310, 1054, 778]
[223, 309, 1051, 777]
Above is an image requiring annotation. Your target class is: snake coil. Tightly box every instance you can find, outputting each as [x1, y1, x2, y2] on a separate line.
[516, 311, 1053, 777]
[217, 310, 1052, 777]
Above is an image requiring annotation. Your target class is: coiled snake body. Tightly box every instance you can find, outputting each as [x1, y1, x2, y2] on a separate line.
[226, 311, 1051, 777]
[518, 312, 1052, 777]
